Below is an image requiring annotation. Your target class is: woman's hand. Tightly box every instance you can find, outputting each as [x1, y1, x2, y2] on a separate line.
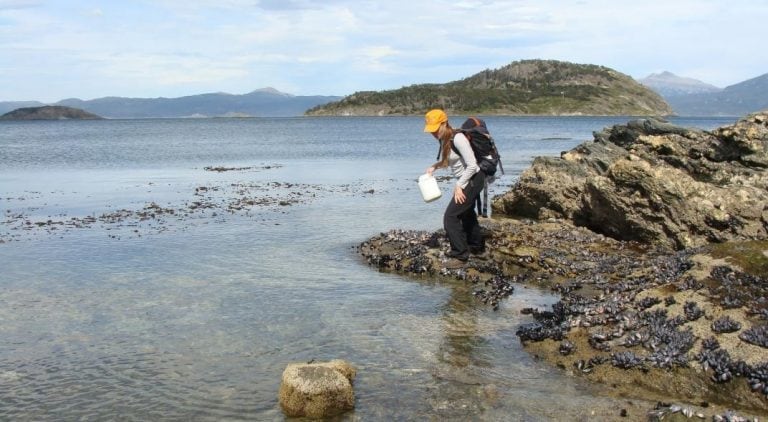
[426, 166, 435, 176]
[453, 185, 466, 204]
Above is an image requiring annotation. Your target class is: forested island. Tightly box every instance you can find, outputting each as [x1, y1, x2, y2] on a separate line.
[307, 59, 673, 116]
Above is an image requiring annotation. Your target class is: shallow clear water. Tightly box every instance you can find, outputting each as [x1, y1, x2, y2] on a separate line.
[0, 116, 736, 420]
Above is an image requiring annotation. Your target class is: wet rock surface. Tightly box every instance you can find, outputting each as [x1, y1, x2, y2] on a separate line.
[492, 112, 768, 250]
[359, 217, 768, 418]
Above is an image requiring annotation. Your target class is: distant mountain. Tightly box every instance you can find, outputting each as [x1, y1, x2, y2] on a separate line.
[0, 101, 46, 115]
[663, 73, 768, 116]
[307, 60, 672, 116]
[638, 71, 722, 97]
[0, 105, 103, 120]
[49, 88, 341, 118]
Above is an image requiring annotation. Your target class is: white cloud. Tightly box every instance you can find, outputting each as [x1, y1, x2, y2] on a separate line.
[0, 0, 766, 101]
[0, 0, 41, 10]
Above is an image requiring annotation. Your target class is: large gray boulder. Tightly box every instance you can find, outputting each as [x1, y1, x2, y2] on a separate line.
[278, 359, 356, 418]
[493, 112, 768, 250]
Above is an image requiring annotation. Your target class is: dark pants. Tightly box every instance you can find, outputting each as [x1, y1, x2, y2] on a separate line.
[444, 171, 485, 260]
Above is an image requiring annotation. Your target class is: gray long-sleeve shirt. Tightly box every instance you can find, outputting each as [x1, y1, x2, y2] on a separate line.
[447, 132, 479, 189]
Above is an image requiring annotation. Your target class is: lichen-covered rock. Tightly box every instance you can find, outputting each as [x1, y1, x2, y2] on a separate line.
[278, 359, 356, 418]
[493, 112, 768, 250]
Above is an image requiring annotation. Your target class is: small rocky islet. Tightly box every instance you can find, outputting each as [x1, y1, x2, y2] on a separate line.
[359, 111, 768, 419]
[0, 105, 104, 120]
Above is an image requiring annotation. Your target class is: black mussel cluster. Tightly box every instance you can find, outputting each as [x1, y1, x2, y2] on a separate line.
[747, 363, 768, 396]
[710, 266, 768, 313]
[558, 340, 575, 355]
[697, 340, 766, 397]
[364, 250, 393, 268]
[472, 275, 516, 310]
[516, 302, 568, 342]
[739, 324, 768, 348]
[712, 411, 760, 422]
[647, 402, 703, 420]
[753, 308, 768, 321]
[711, 316, 742, 333]
[470, 260, 505, 277]
[404, 254, 434, 274]
[636, 296, 661, 310]
[516, 323, 564, 342]
[638, 309, 695, 369]
[552, 281, 583, 294]
[698, 347, 738, 383]
[649, 249, 697, 283]
[702, 336, 720, 350]
[675, 275, 704, 291]
[611, 351, 646, 370]
[721, 295, 744, 309]
[683, 301, 705, 321]
[361, 229, 436, 271]
[647, 344, 690, 369]
[573, 356, 608, 374]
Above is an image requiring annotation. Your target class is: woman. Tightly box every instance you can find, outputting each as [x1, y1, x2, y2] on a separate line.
[424, 109, 486, 268]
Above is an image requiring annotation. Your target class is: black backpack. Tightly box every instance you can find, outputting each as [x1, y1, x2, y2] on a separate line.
[455, 117, 504, 177]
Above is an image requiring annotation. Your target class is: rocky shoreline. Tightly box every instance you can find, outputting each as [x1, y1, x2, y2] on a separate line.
[359, 112, 768, 420]
[359, 220, 767, 419]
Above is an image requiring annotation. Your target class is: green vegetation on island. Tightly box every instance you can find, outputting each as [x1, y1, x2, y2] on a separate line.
[0, 105, 104, 120]
[306, 59, 673, 116]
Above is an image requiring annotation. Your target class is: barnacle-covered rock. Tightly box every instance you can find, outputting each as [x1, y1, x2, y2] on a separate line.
[278, 360, 356, 418]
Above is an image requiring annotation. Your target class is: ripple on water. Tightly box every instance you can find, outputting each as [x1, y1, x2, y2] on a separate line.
[0, 345, 278, 420]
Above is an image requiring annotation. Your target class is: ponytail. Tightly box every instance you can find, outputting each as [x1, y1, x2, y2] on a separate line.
[431, 122, 455, 169]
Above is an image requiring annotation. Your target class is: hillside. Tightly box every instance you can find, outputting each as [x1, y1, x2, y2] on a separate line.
[663, 73, 768, 116]
[638, 71, 722, 97]
[306, 60, 673, 116]
[0, 105, 103, 120]
[53, 88, 341, 118]
[0, 101, 46, 115]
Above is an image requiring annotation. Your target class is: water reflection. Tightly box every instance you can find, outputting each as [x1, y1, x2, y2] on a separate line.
[436, 283, 491, 370]
[429, 280, 497, 419]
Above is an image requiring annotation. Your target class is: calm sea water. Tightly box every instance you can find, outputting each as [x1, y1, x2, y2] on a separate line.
[0, 116, 736, 420]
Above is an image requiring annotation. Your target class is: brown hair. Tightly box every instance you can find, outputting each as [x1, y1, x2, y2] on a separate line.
[431, 122, 456, 169]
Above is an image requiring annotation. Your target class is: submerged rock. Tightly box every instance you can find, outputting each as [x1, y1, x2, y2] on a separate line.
[278, 359, 356, 418]
[492, 112, 768, 250]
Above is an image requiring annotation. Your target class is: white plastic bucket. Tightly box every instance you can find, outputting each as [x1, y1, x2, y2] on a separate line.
[418, 173, 442, 203]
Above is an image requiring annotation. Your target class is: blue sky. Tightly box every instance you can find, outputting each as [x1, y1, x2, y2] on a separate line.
[1, 0, 766, 102]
